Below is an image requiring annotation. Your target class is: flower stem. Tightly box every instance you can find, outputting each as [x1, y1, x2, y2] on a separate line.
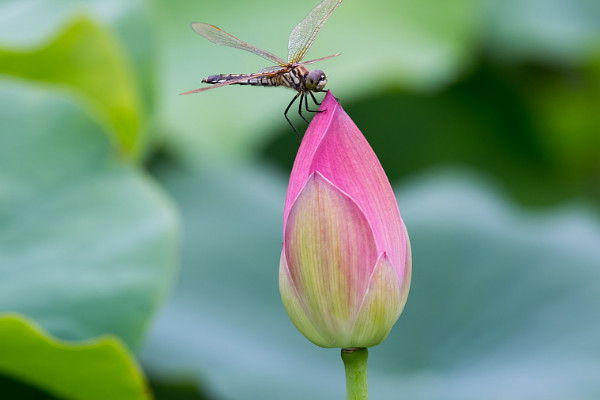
[341, 347, 368, 400]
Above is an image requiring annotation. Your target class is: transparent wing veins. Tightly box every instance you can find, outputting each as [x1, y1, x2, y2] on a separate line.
[258, 66, 286, 73]
[301, 53, 341, 65]
[287, 0, 343, 63]
[191, 23, 288, 66]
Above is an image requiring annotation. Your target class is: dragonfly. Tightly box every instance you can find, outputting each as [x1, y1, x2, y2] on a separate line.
[181, 0, 343, 139]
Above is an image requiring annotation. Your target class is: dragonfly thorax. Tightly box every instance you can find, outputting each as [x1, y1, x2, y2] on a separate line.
[199, 66, 328, 94]
[281, 65, 327, 93]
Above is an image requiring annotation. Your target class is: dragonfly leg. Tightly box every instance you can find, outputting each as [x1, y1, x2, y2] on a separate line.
[284, 93, 301, 143]
[305, 92, 323, 113]
[298, 93, 310, 124]
[309, 91, 322, 106]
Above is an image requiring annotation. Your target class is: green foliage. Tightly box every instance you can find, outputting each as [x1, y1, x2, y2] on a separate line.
[0, 17, 144, 159]
[0, 81, 178, 348]
[484, 0, 600, 62]
[0, 314, 151, 400]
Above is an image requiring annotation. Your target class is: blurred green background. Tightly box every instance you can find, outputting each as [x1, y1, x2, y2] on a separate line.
[1, 0, 599, 399]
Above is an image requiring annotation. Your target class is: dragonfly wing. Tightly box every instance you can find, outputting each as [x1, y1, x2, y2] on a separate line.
[301, 53, 341, 65]
[191, 23, 288, 66]
[287, 0, 343, 64]
[179, 70, 280, 95]
[258, 66, 286, 73]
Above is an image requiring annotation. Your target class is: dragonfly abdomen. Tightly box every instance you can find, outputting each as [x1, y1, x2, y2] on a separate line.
[202, 74, 280, 87]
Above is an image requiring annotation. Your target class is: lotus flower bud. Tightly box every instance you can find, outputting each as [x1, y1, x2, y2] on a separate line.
[279, 92, 411, 348]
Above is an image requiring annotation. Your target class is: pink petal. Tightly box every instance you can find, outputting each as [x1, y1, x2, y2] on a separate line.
[349, 252, 404, 347]
[399, 219, 412, 310]
[283, 172, 378, 345]
[284, 91, 406, 279]
[279, 249, 336, 348]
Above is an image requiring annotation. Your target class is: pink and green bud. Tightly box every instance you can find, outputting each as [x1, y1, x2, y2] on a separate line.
[279, 92, 412, 348]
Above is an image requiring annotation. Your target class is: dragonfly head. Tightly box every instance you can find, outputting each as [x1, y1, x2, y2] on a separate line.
[305, 69, 327, 92]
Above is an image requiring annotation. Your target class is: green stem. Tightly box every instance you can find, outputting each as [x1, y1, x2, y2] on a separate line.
[341, 347, 368, 400]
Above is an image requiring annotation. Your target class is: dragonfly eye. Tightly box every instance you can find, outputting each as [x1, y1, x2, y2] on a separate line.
[306, 69, 327, 91]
